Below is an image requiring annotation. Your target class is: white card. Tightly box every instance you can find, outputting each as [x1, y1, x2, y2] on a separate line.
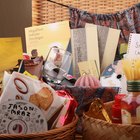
[127, 33, 140, 58]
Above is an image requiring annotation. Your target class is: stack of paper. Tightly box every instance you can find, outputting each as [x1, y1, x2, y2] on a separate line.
[71, 23, 120, 78]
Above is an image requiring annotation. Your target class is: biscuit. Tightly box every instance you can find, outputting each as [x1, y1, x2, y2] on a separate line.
[29, 94, 40, 107]
[29, 87, 53, 111]
[37, 87, 53, 110]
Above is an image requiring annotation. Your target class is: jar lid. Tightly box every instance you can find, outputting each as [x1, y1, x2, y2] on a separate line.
[127, 80, 140, 92]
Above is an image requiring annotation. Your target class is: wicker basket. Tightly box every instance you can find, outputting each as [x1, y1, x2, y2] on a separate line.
[82, 101, 140, 140]
[0, 115, 78, 140]
[32, 0, 140, 25]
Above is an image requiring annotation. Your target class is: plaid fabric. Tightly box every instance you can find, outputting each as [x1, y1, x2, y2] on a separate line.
[52, 85, 119, 133]
[69, 3, 140, 60]
[52, 86, 118, 116]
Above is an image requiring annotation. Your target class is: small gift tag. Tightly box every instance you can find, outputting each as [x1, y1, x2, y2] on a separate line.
[78, 60, 99, 78]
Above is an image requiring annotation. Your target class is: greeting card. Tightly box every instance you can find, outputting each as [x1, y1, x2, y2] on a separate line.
[25, 20, 70, 59]
[0, 37, 23, 82]
[126, 33, 140, 58]
[86, 23, 120, 73]
[78, 60, 99, 78]
[71, 25, 99, 78]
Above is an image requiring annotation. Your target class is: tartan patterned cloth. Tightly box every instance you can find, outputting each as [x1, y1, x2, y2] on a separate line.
[69, 3, 140, 60]
[52, 86, 118, 116]
[52, 85, 119, 133]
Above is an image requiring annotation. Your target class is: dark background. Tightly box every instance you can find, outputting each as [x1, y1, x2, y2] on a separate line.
[0, 0, 32, 52]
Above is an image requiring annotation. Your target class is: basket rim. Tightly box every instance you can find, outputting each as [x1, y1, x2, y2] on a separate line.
[83, 101, 140, 128]
[83, 113, 135, 127]
[82, 101, 140, 139]
[0, 114, 78, 138]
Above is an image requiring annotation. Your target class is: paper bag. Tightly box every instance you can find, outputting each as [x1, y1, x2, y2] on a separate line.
[0, 72, 64, 121]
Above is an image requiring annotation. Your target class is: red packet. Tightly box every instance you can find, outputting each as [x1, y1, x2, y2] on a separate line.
[55, 90, 78, 128]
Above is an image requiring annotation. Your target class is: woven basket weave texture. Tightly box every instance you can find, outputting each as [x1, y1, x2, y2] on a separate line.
[0, 115, 78, 140]
[83, 102, 140, 140]
[32, 0, 140, 25]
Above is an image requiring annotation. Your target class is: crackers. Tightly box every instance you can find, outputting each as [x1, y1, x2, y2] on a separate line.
[29, 87, 53, 110]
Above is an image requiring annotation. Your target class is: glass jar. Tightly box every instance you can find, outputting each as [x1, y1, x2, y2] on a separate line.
[121, 80, 140, 125]
[112, 94, 126, 124]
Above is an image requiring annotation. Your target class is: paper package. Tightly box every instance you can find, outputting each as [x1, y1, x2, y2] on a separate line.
[0, 72, 65, 121]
